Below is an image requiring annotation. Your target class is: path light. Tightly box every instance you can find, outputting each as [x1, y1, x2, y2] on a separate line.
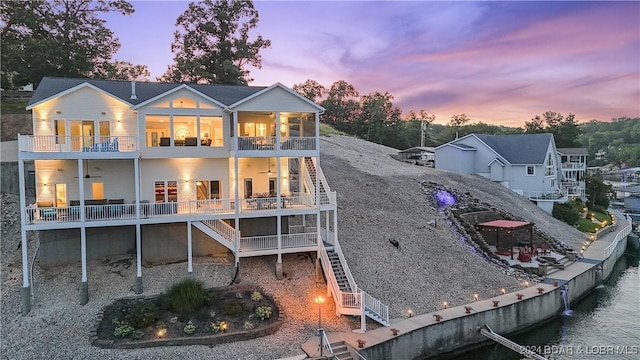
[473, 293, 479, 301]
[314, 296, 326, 357]
[157, 328, 166, 338]
[442, 301, 448, 309]
[500, 288, 506, 295]
[523, 281, 529, 287]
[407, 309, 414, 318]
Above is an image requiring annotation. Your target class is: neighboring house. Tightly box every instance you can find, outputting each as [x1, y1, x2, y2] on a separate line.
[434, 133, 565, 213]
[556, 148, 588, 201]
[595, 149, 607, 160]
[398, 146, 435, 166]
[16, 77, 389, 326]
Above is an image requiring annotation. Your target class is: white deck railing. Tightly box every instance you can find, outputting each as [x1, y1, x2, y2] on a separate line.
[238, 232, 317, 252]
[26, 196, 318, 224]
[237, 136, 316, 151]
[362, 290, 389, 324]
[18, 135, 137, 153]
[282, 232, 317, 248]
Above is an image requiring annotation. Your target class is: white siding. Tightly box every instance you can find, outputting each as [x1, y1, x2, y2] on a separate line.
[235, 87, 319, 112]
[31, 86, 135, 137]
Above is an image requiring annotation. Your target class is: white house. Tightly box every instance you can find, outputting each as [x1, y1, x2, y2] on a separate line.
[434, 133, 566, 213]
[556, 147, 588, 201]
[17, 77, 389, 327]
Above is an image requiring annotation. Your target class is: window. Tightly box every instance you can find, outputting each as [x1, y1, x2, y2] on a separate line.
[55, 183, 67, 207]
[146, 115, 170, 147]
[269, 178, 276, 196]
[99, 121, 110, 143]
[155, 180, 177, 203]
[55, 120, 66, 144]
[526, 166, 535, 176]
[196, 180, 221, 200]
[545, 153, 555, 176]
[91, 182, 104, 200]
[244, 178, 253, 198]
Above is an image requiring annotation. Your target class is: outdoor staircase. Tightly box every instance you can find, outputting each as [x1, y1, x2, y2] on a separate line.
[192, 219, 236, 251]
[328, 250, 352, 292]
[330, 340, 354, 360]
[304, 157, 330, 204]
[545, 255, 574, 276]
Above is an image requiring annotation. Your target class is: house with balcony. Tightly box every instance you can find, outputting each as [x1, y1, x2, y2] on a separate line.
[17, 77, 389, 327]
[556, 147, 588, 201]
[434, 133, 566, 213]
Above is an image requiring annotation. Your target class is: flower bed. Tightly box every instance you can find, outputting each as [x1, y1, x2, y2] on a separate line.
[92, 283, 282, 349]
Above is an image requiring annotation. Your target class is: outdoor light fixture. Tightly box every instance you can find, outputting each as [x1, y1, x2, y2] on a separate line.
[473, 293, 479, 301]
[442, 301, 448, 309]
[314, 296, 326, 357]
[500, 288, 506, 295]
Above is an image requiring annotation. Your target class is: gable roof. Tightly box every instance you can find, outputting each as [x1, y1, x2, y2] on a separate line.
[557, 147, 589, 156]
[474, 133, 554, 165]
[27, 77, 267, 109]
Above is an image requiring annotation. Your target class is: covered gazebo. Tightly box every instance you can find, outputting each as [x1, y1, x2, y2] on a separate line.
[475, 220, 533, 260]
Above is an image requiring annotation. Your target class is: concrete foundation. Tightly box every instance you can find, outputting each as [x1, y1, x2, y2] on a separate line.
[134, 276, 143, 294]
[80, 281, 88, 305]
[315, 258, 323, 284]
[21, 286, 31, 315]
[276, 261, 283, 280]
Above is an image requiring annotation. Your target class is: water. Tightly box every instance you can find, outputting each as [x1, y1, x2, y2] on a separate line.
[448, 250, 639, 360]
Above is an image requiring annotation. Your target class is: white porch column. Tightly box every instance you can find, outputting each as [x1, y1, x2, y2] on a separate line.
[80, 227, 88, 305]
[232, 110, 240, 267]
[134, 223, 142, 294]
[187, 221, 193, 273]
[78, 159, 88, 305]
[78, 159, 85, 222]
[276, 215, 283, 279]
[133, 158, 142, 293]
[333, 208, 338, 244]
[18, 158, 31, 314]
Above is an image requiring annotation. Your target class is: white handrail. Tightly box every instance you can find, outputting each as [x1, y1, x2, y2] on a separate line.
[201, 219, 236, 243]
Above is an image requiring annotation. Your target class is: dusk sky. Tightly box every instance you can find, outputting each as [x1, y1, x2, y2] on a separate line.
[103, 1, 640, 127]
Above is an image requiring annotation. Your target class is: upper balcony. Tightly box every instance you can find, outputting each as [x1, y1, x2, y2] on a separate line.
[561, 162, 586, 170]
[237, 136, 316, 152]
[18, 135, 137, 158]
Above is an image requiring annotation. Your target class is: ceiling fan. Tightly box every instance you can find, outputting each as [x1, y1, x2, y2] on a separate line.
[259, 158, 274, 175]
[74, 159, 102, 179]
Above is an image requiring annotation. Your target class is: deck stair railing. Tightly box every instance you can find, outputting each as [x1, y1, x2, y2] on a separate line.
[194, 219, 237, 251]
[319, 227, 390, 327]
[304, 157, 333, 205]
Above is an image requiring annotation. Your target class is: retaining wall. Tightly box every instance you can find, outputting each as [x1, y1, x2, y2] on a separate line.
[358, 232, 629, 360]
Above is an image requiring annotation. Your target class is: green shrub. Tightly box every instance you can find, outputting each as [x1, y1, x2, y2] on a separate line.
[251, 291, 263, 302]
[552, 202, 580, 226]
[123, 301, 159, 328]
[255, 306, 272, 321]
[163, 278, 210, 315]
[210, 320, 228, 333]
[113, 321, 135, 338]
[243, 320, 254, 329]
[183, 321, 196, 335]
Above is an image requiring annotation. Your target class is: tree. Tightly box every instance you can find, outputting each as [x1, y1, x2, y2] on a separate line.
[320, 80, 361, 133]
[92, 60, 150, 81]
[1, 0, 135, 88]
[355, 92, 402, 144]
[161, 0, 271, 85]
[585, 174, 611, 210]
[445, 113, 470, 140]
[292, 79, 326, 103]
[525, 111, 581, 147]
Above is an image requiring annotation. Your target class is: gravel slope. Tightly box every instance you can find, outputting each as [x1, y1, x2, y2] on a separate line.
[1, 135, 585, 359]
